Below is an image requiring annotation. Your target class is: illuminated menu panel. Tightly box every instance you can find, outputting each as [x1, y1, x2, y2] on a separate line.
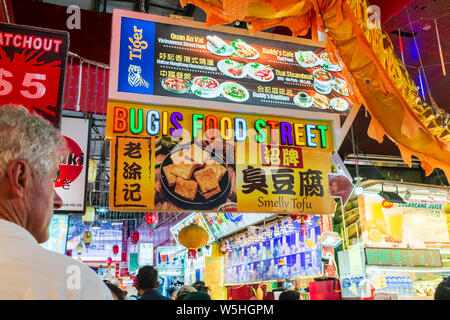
[365, 247, 442, 268]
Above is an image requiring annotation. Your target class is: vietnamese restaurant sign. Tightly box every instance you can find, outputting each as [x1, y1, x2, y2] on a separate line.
[105, 101, 335, 215]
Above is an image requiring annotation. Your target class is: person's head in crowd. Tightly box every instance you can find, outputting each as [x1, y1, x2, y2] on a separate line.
[435, 277, 450, 300]
[175, 285, 197, 300]
[279, 290, 301, 300]
[183, 291, 212, 300]
[135, 266, 159, 295]
[168, 286, 178, 300]
[0, 105, 65, 243]
[104, 280, 127, 300]
[192, 281, 205, 291]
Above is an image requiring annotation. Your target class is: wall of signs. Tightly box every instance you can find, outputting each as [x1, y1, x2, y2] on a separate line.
[0, 23, 69, 128]
[54, 116, 90, 213]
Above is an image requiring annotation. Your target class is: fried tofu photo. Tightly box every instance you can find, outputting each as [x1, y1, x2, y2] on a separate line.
[170, 163, 196, 180]
[174, 177, 198, 201]
[162, 164, 177, 187]
[193, 167, 219, 193]
[205, 163, 227, 182]
[200, 186, 221, 199]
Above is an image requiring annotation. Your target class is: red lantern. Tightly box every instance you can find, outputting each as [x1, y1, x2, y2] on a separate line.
[66, 249, 72, 257]
[112, 244, 120, 255]
[106, 257, 112, 265]
[145, 212, 158, 227]
[131, 230, 140, 244]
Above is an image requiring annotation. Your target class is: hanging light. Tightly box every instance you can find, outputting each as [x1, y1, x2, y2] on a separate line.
[87, 158, 98, 183]
[354, 177, 364, 196]
[131, 230, 140, 244]
[300, 215, 308, 236]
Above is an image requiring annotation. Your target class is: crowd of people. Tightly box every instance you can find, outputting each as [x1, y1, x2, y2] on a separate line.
[0, 104, 449, 300]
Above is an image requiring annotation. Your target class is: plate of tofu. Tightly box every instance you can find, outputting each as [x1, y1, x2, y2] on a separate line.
[159, 142, 231, 209]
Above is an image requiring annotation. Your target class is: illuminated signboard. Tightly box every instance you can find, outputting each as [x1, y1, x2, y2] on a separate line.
[0, 23, 69, 128]
[109, 11, 354, 116]
[40, 214, 69, 254]
[365, 248, 442, 268]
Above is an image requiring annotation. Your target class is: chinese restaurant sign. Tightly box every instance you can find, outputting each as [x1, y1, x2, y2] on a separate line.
[106, 101, 334, 214]
[360, 194, 449, 245]
[54, 117, 90, 213]
[109, 10, 354, 118]
[0, 23, 69, 128]
[365, 248, 442, 268]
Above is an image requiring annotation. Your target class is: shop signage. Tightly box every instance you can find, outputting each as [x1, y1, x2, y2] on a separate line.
[138, 242, 154, 267]
[106, 101, 334, 214]
[54, 116, 90, 213]
[365, 247, 442, 268]
[0, 23, 69, 128]
[361, 194, 449, 245]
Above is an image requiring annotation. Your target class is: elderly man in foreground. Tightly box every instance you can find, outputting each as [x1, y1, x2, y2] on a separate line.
[0, 105, 112, 300]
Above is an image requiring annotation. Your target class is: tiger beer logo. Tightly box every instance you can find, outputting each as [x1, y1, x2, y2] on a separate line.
[382, 200, 394, 209]
[54, 136, 84, 189]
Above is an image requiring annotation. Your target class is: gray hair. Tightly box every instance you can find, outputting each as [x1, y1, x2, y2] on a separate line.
[0, 104, 66, 179]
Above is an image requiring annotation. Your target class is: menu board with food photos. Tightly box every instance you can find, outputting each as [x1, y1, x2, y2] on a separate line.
[110, 10, 354, 115]
[224, 216, 322, 284]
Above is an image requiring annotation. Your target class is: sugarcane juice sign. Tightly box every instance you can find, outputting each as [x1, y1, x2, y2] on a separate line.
[109, 10, 354, 117]
[106, 101, 334, 214]
[361, 194, 449, 245]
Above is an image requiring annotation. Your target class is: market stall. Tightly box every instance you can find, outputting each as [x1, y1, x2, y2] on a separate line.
[334, 180, 450, 299]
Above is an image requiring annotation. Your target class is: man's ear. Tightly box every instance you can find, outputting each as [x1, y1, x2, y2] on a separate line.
[7, 160, 30, 198]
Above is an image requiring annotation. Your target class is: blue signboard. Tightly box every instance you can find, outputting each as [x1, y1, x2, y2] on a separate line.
[118, 17, 155, 94]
